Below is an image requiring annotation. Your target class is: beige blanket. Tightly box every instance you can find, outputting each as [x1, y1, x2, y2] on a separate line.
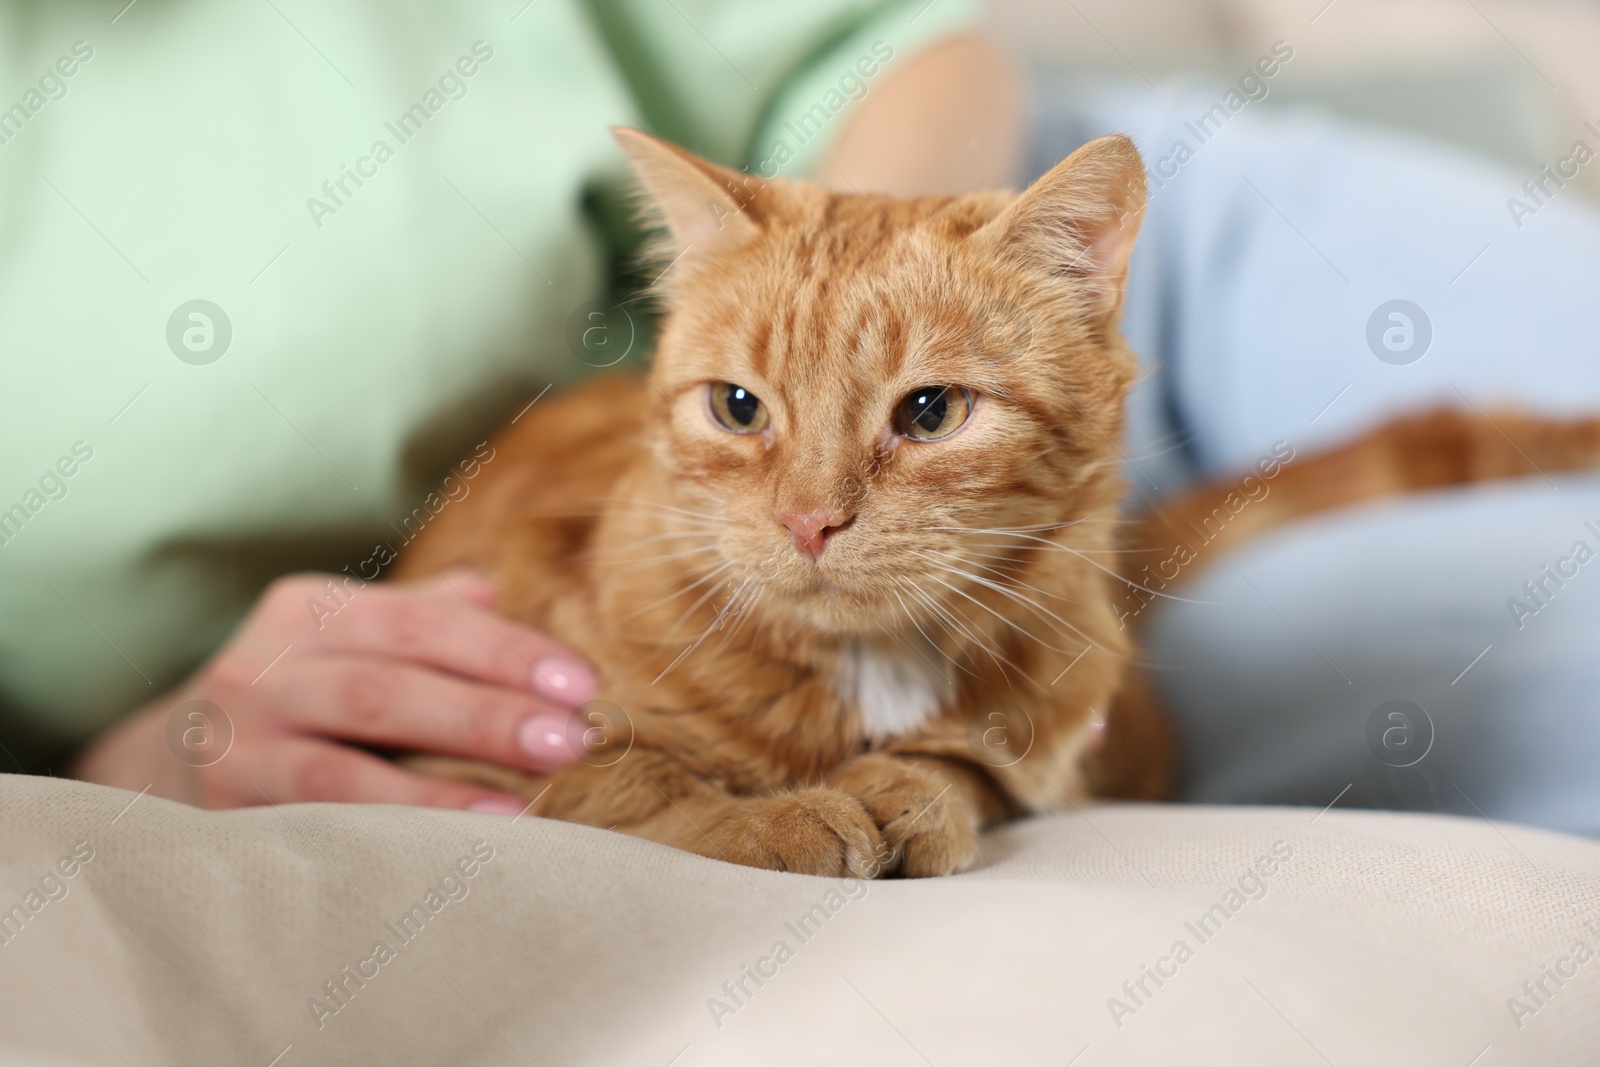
[1, 774, 1596, 1065]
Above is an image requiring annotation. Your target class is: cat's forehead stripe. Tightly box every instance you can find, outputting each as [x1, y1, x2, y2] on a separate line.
[748, 317, 773, 379]
[705, 189, 1101, 451]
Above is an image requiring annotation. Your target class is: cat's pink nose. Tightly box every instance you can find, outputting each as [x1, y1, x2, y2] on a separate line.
[777, 508, 850, 561]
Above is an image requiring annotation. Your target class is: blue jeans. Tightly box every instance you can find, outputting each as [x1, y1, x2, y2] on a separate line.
[1030, 83, 1600, 837]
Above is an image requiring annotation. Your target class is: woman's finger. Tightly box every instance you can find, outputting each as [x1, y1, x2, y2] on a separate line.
[271, 655, 584, 773]
[411, 568, 499, 609]
[241, 736, 533, 812]
[298, 582, 597, 706]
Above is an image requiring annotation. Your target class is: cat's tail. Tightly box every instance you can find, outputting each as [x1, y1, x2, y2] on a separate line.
[1117, 406, 1600, 626]
[1085, 406, 1600, 801]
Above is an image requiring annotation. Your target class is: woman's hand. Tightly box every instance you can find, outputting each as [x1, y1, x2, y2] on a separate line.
[71, 570, 596, 812]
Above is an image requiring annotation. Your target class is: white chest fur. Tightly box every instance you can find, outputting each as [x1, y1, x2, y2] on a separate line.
[834, 639, 953, 740]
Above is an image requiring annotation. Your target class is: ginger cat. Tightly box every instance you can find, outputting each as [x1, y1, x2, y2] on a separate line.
[396, 127, 1170, 877]
[400, 129, 1600, 877]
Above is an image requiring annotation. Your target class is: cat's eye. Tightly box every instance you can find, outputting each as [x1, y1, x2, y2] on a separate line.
[894, 386, 973, 441]
[708, 382, 769, 434]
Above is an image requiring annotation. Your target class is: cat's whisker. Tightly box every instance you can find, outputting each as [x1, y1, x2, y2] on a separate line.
[924, 549, 1079, 606]
[924, 572, 1076, 658]
[594, 526, 718, 546]
[917, 553, 1119, 658]
[580, 528, 723, 567]
[598, 510, 724, 531]
[942, 523, 1105, 537]
[586, 530, 718, 556]
[934, 519, 1133, 541]
[516, 505, 721, 528]
[589, 543, 722, 567]
[598, 499, 724, 520]
[942, 526, 1211, 605]
[897, 576, 964, 639]
[923, 549, 1088, 619]
[661, 564, 742, 637]
[964, 541, 1146, 557]
[1030, 542, 1217, 605]
[708, 580, 762, 658]
[901, 576, 1019, 681]
[931, 521, 1089, 536]
[614, 499, 728, 524]
[891, 581, 977, 680]
[652, 604, 729, 682]
[955, 545, 1040, 562]
[1054, 546, 1150, 555]
[734, 583, 782, 662]
[617, 558, 735, 626]
[653, 577, 752, 684]
[895, 575, 957, 635]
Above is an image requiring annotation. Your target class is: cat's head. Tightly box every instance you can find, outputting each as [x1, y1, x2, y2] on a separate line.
[613, 128, 1145, 640]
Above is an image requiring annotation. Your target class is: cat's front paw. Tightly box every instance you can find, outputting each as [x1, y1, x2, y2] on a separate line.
[828, 754, 978, 878]
[709, 788, 887, 877]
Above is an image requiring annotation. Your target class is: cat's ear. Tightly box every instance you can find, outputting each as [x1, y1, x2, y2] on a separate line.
[612, 127, 763, 254]
[984, 134, 1146, 318]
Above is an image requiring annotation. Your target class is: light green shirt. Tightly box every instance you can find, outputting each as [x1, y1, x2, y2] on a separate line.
[0, 0, 974, 769]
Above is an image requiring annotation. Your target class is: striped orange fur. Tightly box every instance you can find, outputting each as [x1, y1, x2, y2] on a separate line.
[396, 128, 1169, 877]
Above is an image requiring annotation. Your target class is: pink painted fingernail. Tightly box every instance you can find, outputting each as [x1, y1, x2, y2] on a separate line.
[519, 711, 578, 765]
[468, 797, 526, 816]
[531, 657, 597, 706]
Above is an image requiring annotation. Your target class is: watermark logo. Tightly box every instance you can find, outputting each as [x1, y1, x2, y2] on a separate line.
[1507, 524, 1600, 630]
[0, 841, 95, 949]
[1106, 840, 1295, 1028]
[1117, 441, 1296, 629]
[0, 440, 94, 549]
[1506, 920, 1600, 1030]
[1145, 41, 1295, 194]
[977, 297, 1034, 362]
[0, 41, 94, 149]
[751, 41, 895, 181]
[707, 864, 885, 1029]
[1506, 122, 1600, 230]
[166, 699, 234, 767]
[567, 699, 633, 767]
[966, 700, 1035, 768]
[565, 299, 635, 367]
[1366, 300, 1431, 366]
[1365, 699, 1433, 768]
[166, 300, 232, 365]
[306, 42, 494, 230]
[306, 840, 495, 1030]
